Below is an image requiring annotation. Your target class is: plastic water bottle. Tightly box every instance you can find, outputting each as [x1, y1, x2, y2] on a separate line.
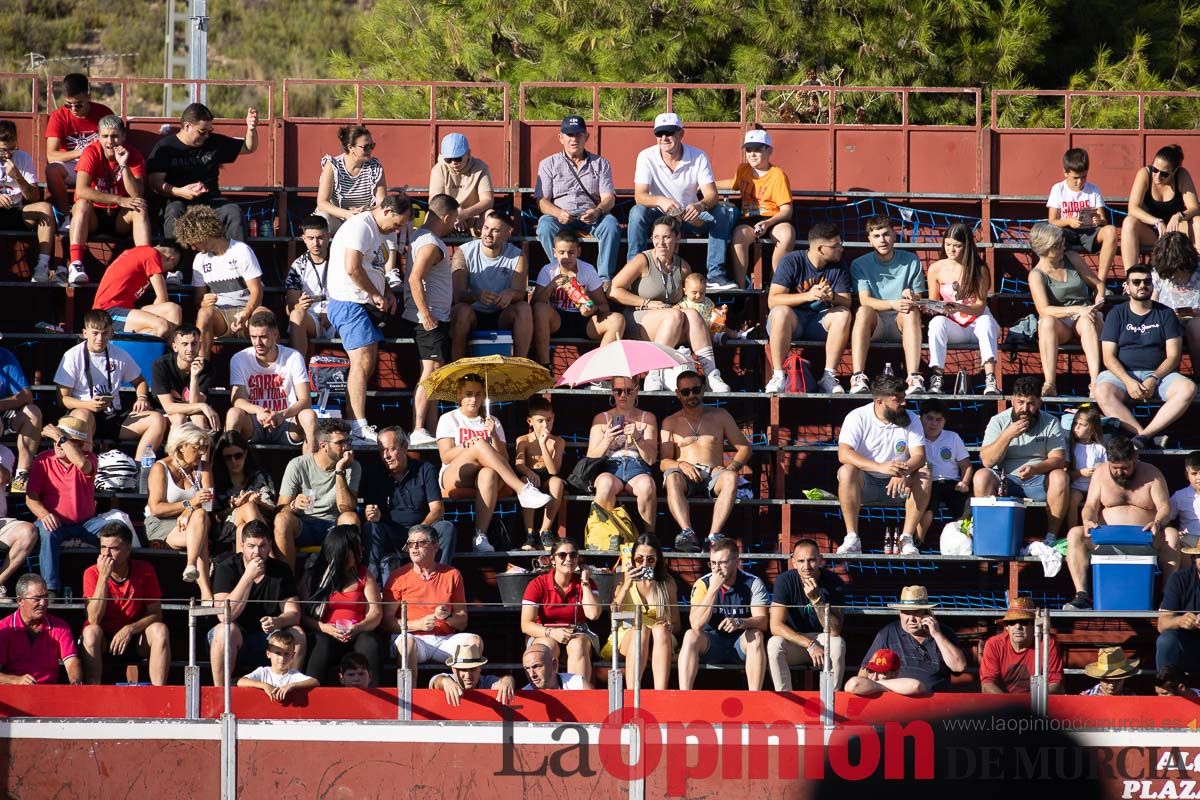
[883, 362, 895, 378]
[138, 446, 156, 494]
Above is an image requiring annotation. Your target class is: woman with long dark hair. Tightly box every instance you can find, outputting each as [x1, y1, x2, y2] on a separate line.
[924, 223, 1001, 394]
[211, 430, 276, 553]
[301, 524, 383, 686]
[1122, 144, 1200, 269]
[603, 535, 679, 689]
[520, 538, 603, 687]
[1150, 230, 1200, 366]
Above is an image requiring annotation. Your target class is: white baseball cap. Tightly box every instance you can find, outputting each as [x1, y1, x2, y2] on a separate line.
[743, 129, 772, 148]
[653, 112, 683, 135]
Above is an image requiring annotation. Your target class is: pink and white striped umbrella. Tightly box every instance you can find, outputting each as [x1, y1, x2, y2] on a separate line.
[557, 340, 691, 387]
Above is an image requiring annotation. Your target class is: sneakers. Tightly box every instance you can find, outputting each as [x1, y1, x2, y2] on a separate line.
[67, 261, 87, 286]
[521, 531, 540, 551]
[472, 530, 495, 552]
[643, 370, 665, 392]
[706, 278, 737, 293]
[517, 481, 552, 509]
[30, 264, 51, 284]
[53, 265, 69, 286]
[409, 428, 435, 447]
[165, 270, 183, 286]
[706, 532, 726, 550]
[182, 565, 200, 583]
[835, 533, 862, 554]
[539, 531, 558, 549]
[764, 374, 785, 394]
[817, 372, 843, 394]
[706, 369, 730, 393]
[928, 372, 945, 394]
[8, 470, 27, 494]
[898, 534, 920, 556]
[351, 424, 379, 445]
[1132, 434, 1169, 451]
[1062, 591, 1092, 611]
[385, 269, 404, 290]
[983, 374, 1001, 395]
[905, 374, 926, 396]
[849, 372, 870, 394]
[674, 529, 701, 553]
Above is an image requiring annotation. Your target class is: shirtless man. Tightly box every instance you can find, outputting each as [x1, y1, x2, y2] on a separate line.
[1063, 436, 1178, 611]
[660, 370, 752, 553]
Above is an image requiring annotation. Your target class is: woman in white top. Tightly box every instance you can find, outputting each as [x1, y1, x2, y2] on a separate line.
[316, 124, 387, 236]
[924, 223, 1001, 395]
[144, 423, 214, 597]
[585, 376, 658, 535]
[1150, 231, 1200, 367]
[436, 374, 551, 551]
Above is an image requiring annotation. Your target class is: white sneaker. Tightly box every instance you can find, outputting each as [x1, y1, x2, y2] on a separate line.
[706, 279, 738, 293]
[351, 424, 379, 445]
[817, 373, 843, 394]
[472, 530, 495, 552]
[385, 269, 404, 290]
[30, 264, 51, 284]
[849, 372, 870, 394]
[67, 261, 87, 286]
[898, 535, 920, 556]
[643, 370, 665, 392]
[517, 481, 552, 509]
[409, 428, 436, 446]
[905, 374, 926, 396]
[706, 369, 730, 393]
[664, 365, 683, 392]
[764, 374, 785, 394]
[165, 270, 183, 286]
[53, 265, 69, 286]
[836, 533, 862, 554]
[983, 374, 1001, 395]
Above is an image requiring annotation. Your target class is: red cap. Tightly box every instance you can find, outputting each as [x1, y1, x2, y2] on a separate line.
[867, 648, 900, 674]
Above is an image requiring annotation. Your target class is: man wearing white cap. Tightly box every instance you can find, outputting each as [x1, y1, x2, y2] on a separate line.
[429, 133, 494, 232]
[428, 641, 515, 706]
[535, 115, 621, 280]
[630, 113, 739, 292]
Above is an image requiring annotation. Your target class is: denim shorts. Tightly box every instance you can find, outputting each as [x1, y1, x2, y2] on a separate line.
[699, 628, 747, 664]
[988, 468, 1048, 502]
[602, 455, 652, 484]
[1096, 369, 1188, 402]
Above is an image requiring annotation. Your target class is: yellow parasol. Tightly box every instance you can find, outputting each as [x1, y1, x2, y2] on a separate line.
[419, 355, 554, 417]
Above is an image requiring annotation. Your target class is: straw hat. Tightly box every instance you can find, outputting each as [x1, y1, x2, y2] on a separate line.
[997, 596, 1038, 624]
[445, 641, 488, 669]
[1180, 533, 1200, 555]
[887, 585, 938, 611]
[55, 416, 90, 441]
[1083, 647, 1140, 679]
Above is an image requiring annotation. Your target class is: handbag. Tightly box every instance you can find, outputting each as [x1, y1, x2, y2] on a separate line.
[566, 456, 607, 494]
[782, 350, 816, 393]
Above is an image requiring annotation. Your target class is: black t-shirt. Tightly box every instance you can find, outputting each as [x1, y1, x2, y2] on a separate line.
[1100, 300, 1183, 373]
[146, 133, 243, 196]
[212, 555, 297, 632]
[151, 353, 211, 407]
[772, 568, 846, 633]
[1161, 566, 1200, 613]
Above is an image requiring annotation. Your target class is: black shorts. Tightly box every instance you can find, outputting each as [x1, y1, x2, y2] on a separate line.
[1062, 226, 1101, 253]
[413, 320, 451, 362]
[475, 309, 504, 330]
[556, 311, 593, 339]
[92, 207, 122, 236]
[930, 479, 969, 520]
[0, 207, 29, 232]
[93, 406, 134, 443]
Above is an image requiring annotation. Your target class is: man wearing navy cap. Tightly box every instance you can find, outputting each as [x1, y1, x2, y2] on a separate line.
[630, 112, 739, 292]
[534, 116, 620, 280]
[429, 132, 494, 232]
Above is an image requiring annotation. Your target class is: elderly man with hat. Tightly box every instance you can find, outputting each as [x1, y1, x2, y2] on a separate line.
[428, 641, 515, 707]
[845, 648, 927, 696]
[1080, 647, 1139, 696]
[429, 132, 494, 232]
[855, 585, 966, 693]
[980, 597, 1064, 694]
[1157, 538, 1200, 680]
[534, 115, 620, 281]
[629, 112, 740, 292]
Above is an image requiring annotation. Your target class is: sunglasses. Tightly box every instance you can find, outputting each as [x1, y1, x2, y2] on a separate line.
[744, 145, 768, 153]
[677, 385, 703, 396]
[222, 451, 245, 460]
[633, 555, 657, 565]
[444, 156, 463, 164]
[62, 101, 87, 109]
[1149, 165, 1175, 177]
[655, 130, 681, 138]
[612, 387, 636, 396]
[358, 142, 376, 151]
[554, 551, 579, 561]
[1127, 278, 1151, 287]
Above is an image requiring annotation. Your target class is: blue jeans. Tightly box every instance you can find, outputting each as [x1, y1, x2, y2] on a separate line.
[1156, 628, 1200, 673]
[626, 203, 739, 281]
[36, 515, 108, 592]
[367, 519, 457, 584]
[536, 214, 622, 280]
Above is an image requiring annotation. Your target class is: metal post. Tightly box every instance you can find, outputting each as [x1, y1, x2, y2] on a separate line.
[223, 598, 232, 716]
[397, 602, 412, 721]
[185, 599, 199, 719]
[188, 0, 208, 105]
[608, 611, 630, 713]
[1030, 609, 1048, 717]
[819, 605, 836, 730]
[631, 606, 642, 710]
[220, 709, 237, 800]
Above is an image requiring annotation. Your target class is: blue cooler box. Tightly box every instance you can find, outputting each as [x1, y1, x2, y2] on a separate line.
[1090, 525, 1153, 547]
[468, 331, 513, 357]
[970, 497, 1025, 557]
[1091, 544, 1156, 611]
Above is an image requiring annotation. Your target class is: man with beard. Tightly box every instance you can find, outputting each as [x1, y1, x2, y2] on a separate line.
[836, 374, 930, 555]
[226, 309, 318, 453]
[1096, 263, 1196, 450]
[980, 597, 1064, 694]
[975, 375, 1069, 541]
[767, 538, 847, 690]
[1063, 436, 1177, 610]
[448, 209, 532, 360]
[660, 370, 753, 553]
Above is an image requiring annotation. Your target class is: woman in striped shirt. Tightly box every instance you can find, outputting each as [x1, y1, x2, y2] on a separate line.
[316, 124, 388, 235]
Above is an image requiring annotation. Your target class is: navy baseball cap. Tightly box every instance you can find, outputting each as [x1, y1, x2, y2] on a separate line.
[561, 115, 587, 134]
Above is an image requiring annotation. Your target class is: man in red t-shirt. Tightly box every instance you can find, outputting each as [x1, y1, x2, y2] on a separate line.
[92, 244, 183, 340]
[44, 73, 114, 216]
[68, 116, 151, 286]
[81, 522, 169, 685]
[979, 597, 1064, 694]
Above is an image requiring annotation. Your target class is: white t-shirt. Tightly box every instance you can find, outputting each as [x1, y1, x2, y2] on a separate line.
[54, 342, 142, 411]
[0, 444, 13, 518]
[632, 144, 716, 207]
[523, 672, 586, 691]
[327, 212, 397, 304]
[243, 666, 314, 688]
[229, 345, 309, 413]
[402, 229, 453, 324]
[436, 409, 506, 448]
[1046, 180, 1105, 222]
[192, 241, 262, 308]
[1071, 441, 1107, 492]
[1170, 486, 1200, 536]
[0, 150, 37, 206]
[837, 405, 925, 475]
[535, 261, 603, 314]
[925, 429, 969, 481]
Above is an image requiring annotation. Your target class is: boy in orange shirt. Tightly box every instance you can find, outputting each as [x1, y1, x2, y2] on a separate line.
[718, 129, 795, 286]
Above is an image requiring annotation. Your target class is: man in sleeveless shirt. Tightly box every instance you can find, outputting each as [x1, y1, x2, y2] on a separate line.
[449, 209, 532, 360]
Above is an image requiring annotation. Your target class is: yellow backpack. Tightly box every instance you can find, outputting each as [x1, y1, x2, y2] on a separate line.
[584, 502, 640, 551]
